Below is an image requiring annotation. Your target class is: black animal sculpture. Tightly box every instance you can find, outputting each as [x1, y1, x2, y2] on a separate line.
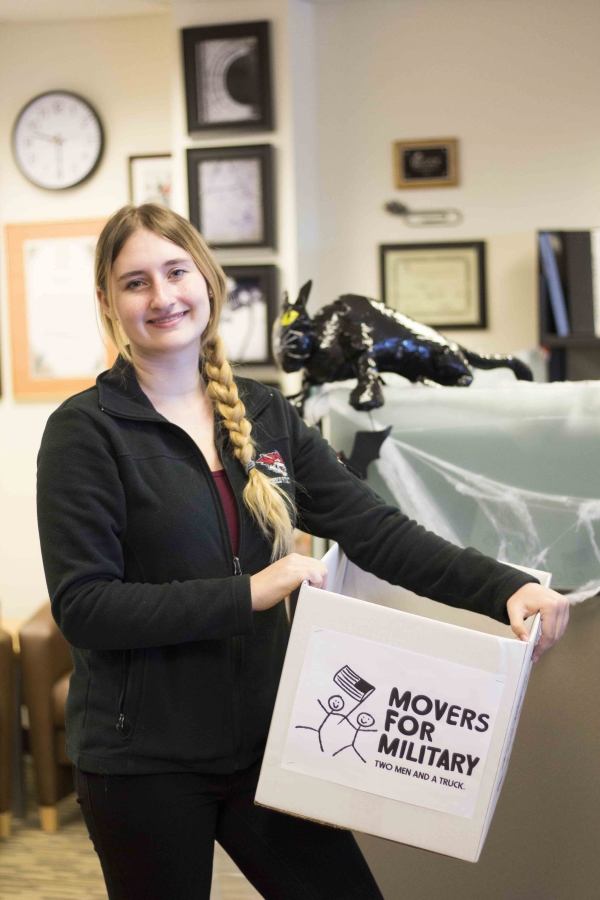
[273, 281, 533, 412]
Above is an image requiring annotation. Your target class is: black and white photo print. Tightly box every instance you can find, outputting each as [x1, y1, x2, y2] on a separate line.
[182, 21, 273, 133]
[221, 265, 278, 365]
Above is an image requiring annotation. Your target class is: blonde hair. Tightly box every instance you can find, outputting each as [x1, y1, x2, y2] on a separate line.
[96, 203, 294, 560]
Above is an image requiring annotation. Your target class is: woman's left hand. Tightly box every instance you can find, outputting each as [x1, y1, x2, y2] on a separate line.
[506, 583, 570, 662]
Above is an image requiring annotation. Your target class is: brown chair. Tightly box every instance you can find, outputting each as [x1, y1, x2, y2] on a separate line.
[0, 627, 15, 838]
[19, 603, 73, 832]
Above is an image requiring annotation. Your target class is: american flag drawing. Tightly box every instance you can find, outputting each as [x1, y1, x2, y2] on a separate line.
[333, 665, 375, 703]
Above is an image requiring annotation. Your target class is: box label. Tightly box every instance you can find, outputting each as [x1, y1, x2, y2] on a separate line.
[282, 627, 505, 818]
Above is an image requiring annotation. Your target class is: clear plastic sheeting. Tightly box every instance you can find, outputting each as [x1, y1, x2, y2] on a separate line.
[311, 376, 600, 600]
[376, 438, 600, 604]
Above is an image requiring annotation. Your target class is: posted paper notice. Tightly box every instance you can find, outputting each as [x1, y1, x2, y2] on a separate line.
[282, 628, 505, 818]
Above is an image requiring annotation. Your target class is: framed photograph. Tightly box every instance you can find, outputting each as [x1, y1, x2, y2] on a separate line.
[182, 20, 273, 134]
[221, 265, 278, 365]
[5, 219, 116, 400]
[394, 138, 459, 189]
[129, 154, 172, 207]
[187, 144, 276, 249]
[380, 241, 487, 329]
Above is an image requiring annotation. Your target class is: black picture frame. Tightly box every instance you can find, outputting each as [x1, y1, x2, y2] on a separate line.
[221, 265, 279, 366]
[187, 144, 276, 250]
[182, 20, 273, 134]
[380, 241, 487, 330]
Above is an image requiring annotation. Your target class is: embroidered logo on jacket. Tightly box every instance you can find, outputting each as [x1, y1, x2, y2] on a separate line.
[256, 451, 291, 485]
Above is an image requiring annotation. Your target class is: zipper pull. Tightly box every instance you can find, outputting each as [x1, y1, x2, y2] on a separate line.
[116, 712, 133, 739]
[233, 557, 242, 575]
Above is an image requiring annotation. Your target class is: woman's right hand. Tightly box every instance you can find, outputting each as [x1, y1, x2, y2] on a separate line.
[250, 553, 328, 611]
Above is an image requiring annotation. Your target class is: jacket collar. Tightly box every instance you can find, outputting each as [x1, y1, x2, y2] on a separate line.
[96, 358, 274, 421]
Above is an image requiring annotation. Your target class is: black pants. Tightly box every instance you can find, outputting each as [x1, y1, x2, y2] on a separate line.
[74, 760, 384, 900]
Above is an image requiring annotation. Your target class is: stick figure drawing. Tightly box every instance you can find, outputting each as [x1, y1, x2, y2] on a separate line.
[333, 712, 378, 763]
[295, 665, 377, 760]
[295, 694, 346, 752]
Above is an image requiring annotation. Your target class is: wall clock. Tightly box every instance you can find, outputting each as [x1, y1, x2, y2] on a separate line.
[12, 90, 104, 190]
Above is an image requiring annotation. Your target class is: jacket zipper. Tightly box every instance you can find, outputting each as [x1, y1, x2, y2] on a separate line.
[116, 650, 134, 739]
[101, 405, 251, 765]
[231, 554, 244, 769]
[203, 471, 245, 767]
[154, 425, 247, 764]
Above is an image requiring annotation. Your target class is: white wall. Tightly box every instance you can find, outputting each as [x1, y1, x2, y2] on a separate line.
[170, 0, 302, 292]
[288, 0, 319, 289]
[311, 0, 600, 352]
[0, 13, 173, 620]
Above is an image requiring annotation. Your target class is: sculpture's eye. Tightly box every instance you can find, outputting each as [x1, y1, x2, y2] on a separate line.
[281, 309, 300, 327]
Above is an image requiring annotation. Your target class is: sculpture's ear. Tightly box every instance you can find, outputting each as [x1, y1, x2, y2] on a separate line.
[279, 291, 300, 327]
[294, 280, 313, 308]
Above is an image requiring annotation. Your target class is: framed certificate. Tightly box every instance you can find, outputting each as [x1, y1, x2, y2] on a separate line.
[187, 144, 276, 249]
[5, 219, 116, 400]
[380, 242, 487, 329]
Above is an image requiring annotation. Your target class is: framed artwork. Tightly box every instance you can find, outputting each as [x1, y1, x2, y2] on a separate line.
[187, 144, 276, 249]
[129, 154, 172, 207]
[5, 219, 116, 400]
[182, 20, 273, 134]
[394, 138, 459, 189]
[221, 265, 278, 365]
[380, 241, 487, 329]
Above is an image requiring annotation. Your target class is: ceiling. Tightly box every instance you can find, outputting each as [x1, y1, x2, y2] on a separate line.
[0, 0, 369, 23]
[0, 0, 169, 22]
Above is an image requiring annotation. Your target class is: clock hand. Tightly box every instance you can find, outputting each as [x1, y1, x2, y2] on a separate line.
[56, 141, 63, 180]
[33, 131, 64, 145]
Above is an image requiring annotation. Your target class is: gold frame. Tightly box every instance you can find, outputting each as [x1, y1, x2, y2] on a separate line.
[5, 219, 116, 401]
[393, 138, 459, 189]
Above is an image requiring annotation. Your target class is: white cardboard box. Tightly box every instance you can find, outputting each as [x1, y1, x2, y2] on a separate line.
[256, 545, 550, 862]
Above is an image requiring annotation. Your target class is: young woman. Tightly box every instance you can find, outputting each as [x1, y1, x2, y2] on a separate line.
[37, 204, 569, 900]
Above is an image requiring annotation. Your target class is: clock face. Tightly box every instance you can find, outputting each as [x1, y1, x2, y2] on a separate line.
[13, 91, 104, 190]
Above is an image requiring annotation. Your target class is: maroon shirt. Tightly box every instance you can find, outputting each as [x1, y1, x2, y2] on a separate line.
[211, 469, 240, 557]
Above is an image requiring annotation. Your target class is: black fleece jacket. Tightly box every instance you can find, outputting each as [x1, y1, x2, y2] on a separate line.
[36, 362, 537, 775]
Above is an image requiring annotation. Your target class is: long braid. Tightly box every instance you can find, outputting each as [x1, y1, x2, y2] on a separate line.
[204, 334, 294, 561]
